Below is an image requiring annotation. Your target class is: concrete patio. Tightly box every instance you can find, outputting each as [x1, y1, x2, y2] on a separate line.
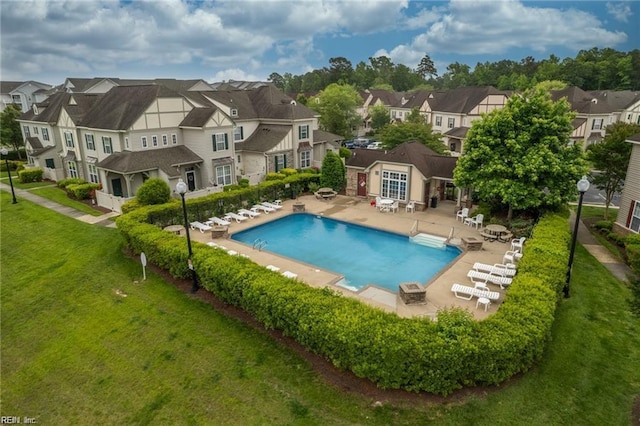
[187, 195, 518, 320]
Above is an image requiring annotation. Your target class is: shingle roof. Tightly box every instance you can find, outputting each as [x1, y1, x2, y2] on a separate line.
[589, 90, 640, 111]
[96, 145, 202, 176]
[346, 140, 457, 179]
[443, 126, 470, 139]
[19, 92, 70, 123]
[180, 107, 218, 127]
[1, 81, 25, 92]
[627, 133, 640, 143]
[551, 86, 612, 114]
[429, 86, 509, 114]
[79, 85, 180, 130]
[313, 129, 343, 143]
[25, 137, 56, 156]
[235, 124, 290, 152]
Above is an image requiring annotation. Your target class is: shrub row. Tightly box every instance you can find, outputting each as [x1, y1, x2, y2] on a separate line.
[18, 168, 43, 183]
[116, 196, 568, 394]
[626, 233, 640, 275]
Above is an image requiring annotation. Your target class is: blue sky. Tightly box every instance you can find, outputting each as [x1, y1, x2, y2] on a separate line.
[1, 0, 638, 86]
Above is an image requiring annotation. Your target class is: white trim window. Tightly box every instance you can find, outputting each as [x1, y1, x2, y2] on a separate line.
[630, 201, 640, 233]
[162, 134, 168, 146]
[435, 116, 442, 126]
[448, 117, 455, 128]
[88, 164, 99, 184]
[152, 135, 158, 147]
[592, 118, 603, 130]
[125, 137, 129, 149]
[216, 164, 232, 185]
[102, 136, 113, 154]
[171, 134, 177, 145]
[300, 151, 311, 168]
[233, 126, 244, 141]
[298, 125, 309, 140]
[23, 125, 30, 137]
[141, 136, 148, 148]
[212, 133, 228, 151]
[85, 134, 95, 150]
[381, 170, 407, 201]
[275, 154, 286, 172]
[68, 161, 78, 178]
[41, 128, 49, 141]
[64, 132, 74, 148]
[33, 127, 38, 135]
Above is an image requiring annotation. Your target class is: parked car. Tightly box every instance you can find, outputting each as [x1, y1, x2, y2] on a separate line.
[367, 142, 383, 150]
[353, 137, 371, 148]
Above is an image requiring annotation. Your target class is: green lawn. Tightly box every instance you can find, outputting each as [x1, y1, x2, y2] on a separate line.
[2, 191, 639, 425]
[29, 186, 103, 216]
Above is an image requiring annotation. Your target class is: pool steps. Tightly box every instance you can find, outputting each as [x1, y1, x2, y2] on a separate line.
[410, 233, 447, 249]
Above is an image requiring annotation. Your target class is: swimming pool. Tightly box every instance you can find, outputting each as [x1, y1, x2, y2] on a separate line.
[231, 213, 461, 292]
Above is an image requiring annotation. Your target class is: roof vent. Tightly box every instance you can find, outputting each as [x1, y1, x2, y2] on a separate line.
[591, 98, 597, 104]
[290, 100, 297, 105]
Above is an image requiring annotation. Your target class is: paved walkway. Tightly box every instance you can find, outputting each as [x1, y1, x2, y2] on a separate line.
[2, 181, 634, 286]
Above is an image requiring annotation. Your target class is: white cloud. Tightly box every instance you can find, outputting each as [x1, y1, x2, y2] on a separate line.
[606, 1, 632, 22]
[210, 68, 262, 83]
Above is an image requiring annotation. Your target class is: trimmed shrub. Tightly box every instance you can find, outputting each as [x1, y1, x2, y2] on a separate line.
[593, 220, 613, 232]
[279, 168, 297, 176]
[136, 178, 171, 205]
[66, 182, 100, 200]
[625, 233, 640, 275]
[320, 151, 345, 191]
[0, 160, 22, 172]
[57, 178, 86, 188]
[18, 168, 43, 183]
[265, 172, 285, 181]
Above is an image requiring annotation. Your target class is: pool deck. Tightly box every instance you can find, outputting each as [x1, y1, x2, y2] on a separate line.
[188, 195, 515, 320]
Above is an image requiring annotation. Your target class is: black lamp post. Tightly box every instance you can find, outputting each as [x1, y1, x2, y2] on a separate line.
[1, 148, 17, 204]
[176, 178, 198, 293]
[565, 175, 590, 298]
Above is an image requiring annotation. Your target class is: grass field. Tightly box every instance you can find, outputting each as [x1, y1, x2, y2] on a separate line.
[1, 191, 639, 425]
[28, 186, 103, 216]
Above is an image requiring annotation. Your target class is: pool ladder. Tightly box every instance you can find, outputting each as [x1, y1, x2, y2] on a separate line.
[253, 238, 267, 251]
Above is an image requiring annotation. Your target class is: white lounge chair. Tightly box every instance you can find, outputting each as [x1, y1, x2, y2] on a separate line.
[451, 283, 500, 301]
[190, 221, 212, 233]
[464, 213, 484, 229]
[511, 237, 526, 252]
[238, 208, 260, 219]
[266, 265, 280, 272]
[208, 216, 231, 226]
[456, 207, 469, 222]
[503, 250, 523, 264]
[253, 204, 275, 213]
[472, 262, 516, 277]
[467, 270, 513, 289]
[224, 212, 248, 223]
[261, 202, 282, 210]
[282, 271, 298, 279]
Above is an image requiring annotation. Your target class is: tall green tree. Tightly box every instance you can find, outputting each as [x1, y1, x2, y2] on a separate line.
[379, 122, 444, 153]
[328, 57, 354, 85]
[267, 72, 285, 90]
[320, 151, 346, 191]
[406, 107, 423, 124]
[369, 104, 390, 133]
[454, 88, 587, 220]
[0, 104, 24, 159]
[308, 83, 362, 139]
[586, 122, 640, 219]
[416, 54, 437, 79]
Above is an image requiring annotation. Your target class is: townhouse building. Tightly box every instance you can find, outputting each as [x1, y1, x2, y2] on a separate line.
[18, 80, 341, 212]
[0, 80, 53, 112]
[615, 133, 640, 235]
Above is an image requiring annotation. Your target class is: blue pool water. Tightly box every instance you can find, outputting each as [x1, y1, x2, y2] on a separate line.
[231, 213, 461, 292]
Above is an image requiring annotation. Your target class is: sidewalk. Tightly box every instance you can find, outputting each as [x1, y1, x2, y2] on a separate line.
[0, 182, 118, 227]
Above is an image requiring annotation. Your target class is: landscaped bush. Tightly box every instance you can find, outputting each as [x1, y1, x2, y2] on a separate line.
[136, 178, 171, 205]
[57, 178, 86, 188]
[116, 196, 569, 394]
[66, 182, 100, 200]
[279, 168, 297, 176]
[265, 172, 285, 181]
[593, 220, 613, 232]
[18, 168, 43, 183]
[625, 233, 640, 275]
[1, 160, 22, 172]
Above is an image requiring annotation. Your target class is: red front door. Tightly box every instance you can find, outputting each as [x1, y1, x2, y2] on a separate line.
[357, 173, 367, 197]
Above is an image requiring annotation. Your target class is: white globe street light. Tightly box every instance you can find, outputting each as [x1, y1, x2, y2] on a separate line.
[565, 176, 590, 297]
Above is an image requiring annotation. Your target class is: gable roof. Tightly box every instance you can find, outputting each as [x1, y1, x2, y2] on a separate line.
[79, 85, 180, 130]
[428, 86, 509, 114]
[551, 86, 612, 114]
[346, 140, 457, 179]
[443, 126, 470, 139]
[179, 107, 219, 128]
[235, 124, 290, 152]
[96, 145, 202, 176]
[25, 136, 56, 156]
[313, 129, 343, 143]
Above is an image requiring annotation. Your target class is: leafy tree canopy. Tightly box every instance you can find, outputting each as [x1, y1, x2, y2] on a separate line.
[308, 83, 362, 139]
[369, 104, 390, 133]
[0, 104, 24, 158]
[320, 151, 346, 191]
[136, 178, 171, 205]
[454, 88, 588, 219]
[586, 121, 640, 219]
[379, 122, 444, 153]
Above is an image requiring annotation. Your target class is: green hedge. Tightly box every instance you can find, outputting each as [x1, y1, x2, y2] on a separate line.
[625, 233, 640, 275]
[66, 182, 100, 200]
[18, 168, 43, 183]
[116, 193, 568, 394]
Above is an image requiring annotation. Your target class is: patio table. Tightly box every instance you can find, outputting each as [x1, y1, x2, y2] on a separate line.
[484, 224, 509, 242]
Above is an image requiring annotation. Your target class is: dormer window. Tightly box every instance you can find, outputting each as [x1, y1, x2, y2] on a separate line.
[231, 108, 238, 117]
[33, 104, 39, 115]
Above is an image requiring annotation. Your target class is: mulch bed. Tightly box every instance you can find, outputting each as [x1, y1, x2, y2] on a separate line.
[127, 250, 513, 406]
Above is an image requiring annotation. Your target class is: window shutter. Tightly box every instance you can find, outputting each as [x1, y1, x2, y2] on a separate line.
[298, 126, 302, 139]
[224, 133, 229, 150]
[627, 201, 636, 228]
[240, 127, 243, 139]
[212, 135, 217, 151]
[283, 154, 287, 168]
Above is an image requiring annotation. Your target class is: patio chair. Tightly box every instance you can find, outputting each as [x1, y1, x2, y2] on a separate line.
[262, 201, 283, 210]
[467, 270, 513, 289]
[472, 262, 516, 277]
[456, 207, 469, 222]
[238, 208, 260, 219]
[224, 212, 248, 223]
[511, 237, 526, 252]
[390, 201, 399, 213]
[464, 213, 484, 229]
[406, 200, 416, 213]
[208, 216, 231, 226]
[282, 271, 298, 279]
[451, 283, 500, 301]
[503, 250, 523, 264]
[190, 221, 212, 233]
[253, 204, 275, 213]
